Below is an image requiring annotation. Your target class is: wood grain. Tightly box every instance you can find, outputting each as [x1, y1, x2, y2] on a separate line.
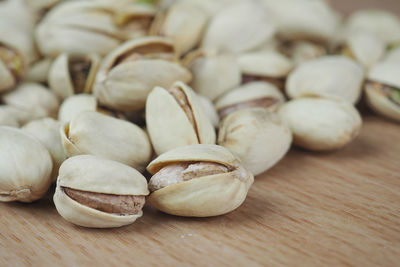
[1, 113, 399, 266]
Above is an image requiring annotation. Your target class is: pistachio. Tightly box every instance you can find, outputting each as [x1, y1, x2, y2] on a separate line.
[0, 43, 24, 92]
[197, 95, 219, 128]
[26, 58, 53, 83]
[365, 61, 400, 122]
[384, 47, 400, 63]
[58, 94, 97, 123]
[61, 111, 152, 172]
[0, 126, 53, 202]
[278, 97, 362, 151]
[215, 82, 285, 120]
[48, 53, 100, 100]
[218, 108, 292, 175]
[286, 56, 364, 104]
[2, 83, 60, 125]
[53, 155, 149, 228]
[146, 81, 216, 155]
[202, 1, 275, 53]
[261, 0, 341, 43]
[278, 40, 327, 65]
[147, 144, 254, 217]
[185, 50, 241, 100]
[22, 118, 66, 181]
[93, 36, 192, 111]
[0, 105, 19, 127]
[149, 2, 208, 55]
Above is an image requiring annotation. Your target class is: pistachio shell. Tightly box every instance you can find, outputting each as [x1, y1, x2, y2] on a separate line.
[0, 106, 19, 127]
[0, 126, 53, 202]
[368, 61, 400, 88]
[94, 36, 192, 111]
[188, 51, 241, 100]
[2, 83, 60, 125]
[54, 155, 149, 228]
[384, 47, 400, 63]
[286, 56, 364, 104]
[48, 53, 100, 100]
[218, 108, 292, 175]
[58, 94, 97, 123]
[26, 58, 53, 83]
[0, 60, 15, 92]
[261, 0, 340, 42]
[202, 1, 275, 53]
[279, 41, 327, 65]
[345, 9, 400, 45]
[237, 50, 294, 78]
[215, 81, 285, 119]
[197, 95, 219, 128]
[278, 97, 362, 151]
[146, 81, 216, 155]
[147, 144, 253, 217]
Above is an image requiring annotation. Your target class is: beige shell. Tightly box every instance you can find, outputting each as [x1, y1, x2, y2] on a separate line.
[215, 81, 285, 119]
[2, 83, 60, 125]
[26, 58, 53, 83]
[261, 0, 341, 43]
[58, 94, 97, 123]
[218, 108, 292, 175]
[365, 61, 400, 122]
[345, 9, 400, 45]
[0, 43, 26, 92]
[197, 95, 219, 128]
[48, 53, 100, 100]
[384, 47, 400, 63]
[279, 41, 327, 65]
[22, 118, 66, 182]
[93, 36, 192, 111]
[146, 81, 216, 155]
[147, 144, 254, 217]
[286, 56, 364, 104]
[0, 106, 19, 127]
[237, 50, 294, 79]
[278, 97, 362, 151]
[54, 155, 149, 228]
[0, 126, 53, 202]
[61, 111, 152, 172]
[202, 1, 275, 53]
[150, 2, 208, 56]
[187, 50, 241, 100]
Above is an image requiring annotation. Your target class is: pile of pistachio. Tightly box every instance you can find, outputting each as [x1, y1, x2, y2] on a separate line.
[0, 0, 399, 228]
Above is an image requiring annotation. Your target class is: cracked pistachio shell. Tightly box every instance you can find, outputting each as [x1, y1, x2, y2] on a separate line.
[384, 47, 400, 63]
[278, 97, 362, 151]
[54, 155, 149, 228]
[261, 0, 340, 42]
[61, 111, 152, 172]
[0, 126, 53, 202]
[0, 106, 19, 127]
[186, 50, 241, 100]
[2, 83, 60, 125]
[197, 95, 219, 128]
[35, 0, 122, 57]
[279, 41, 327, 65]
[365, 61, 400, 122]
[94, 36, 192, 111]
[218, 108, 292, 175]
[58, 94, 97, 123]
[22, 118, 66, 182]
[237, 50, 294, 79]
[147, 144, 254, 217]
[26, 58, 53, 83]
[146, 81, 216, 155]
[286, 56, 364, 104]
[215, 82, 285, 119]
[0, 43, 26, 92]
[150, 2, 208, 56]
[202, 1, 275, 53]
[345, 9, 400, 45]
[48, 53, 100, 101]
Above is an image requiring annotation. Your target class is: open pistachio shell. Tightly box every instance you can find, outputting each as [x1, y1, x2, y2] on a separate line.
[278, 40, 327, 65]
[26, 58, 53, 83]
[365, 61, 400, 122]
[58, 94, 97, 123]
[54, 155, 149, 228]
[48, 53, 100, 100]
[261, 0, 340, 42]
[186, 50, 241, 100]
[345, 9, 400, 46]
[61, 111, 152, 172]
[215, 81, 285, 119]
[22, 118, 66, 182]
[202, 1, 275, 53]
[278, 97, 362, 151]
[146, 81, 216, 155]
[0, 43, 25, 92]
[0, 126, 53, 202]
[93, 36, 192, 111]
[218, 108, 292, 175]
[197, 95, 219, 128]
[286, 56, 364, 104]
[147, 144, 254, 217]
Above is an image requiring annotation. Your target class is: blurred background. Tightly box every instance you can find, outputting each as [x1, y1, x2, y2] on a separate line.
[330, 0, 400, 15]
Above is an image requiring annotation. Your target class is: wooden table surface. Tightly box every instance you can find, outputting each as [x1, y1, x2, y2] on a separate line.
[1, 112, 399, 266]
